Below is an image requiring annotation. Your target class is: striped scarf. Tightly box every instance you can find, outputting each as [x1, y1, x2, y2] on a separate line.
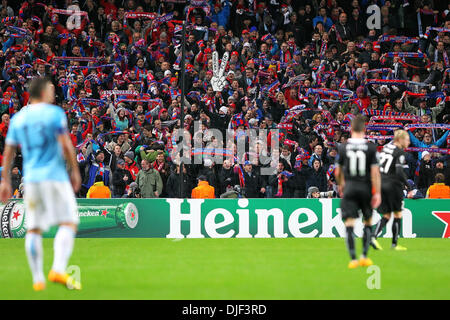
[275, 171, 294, 197]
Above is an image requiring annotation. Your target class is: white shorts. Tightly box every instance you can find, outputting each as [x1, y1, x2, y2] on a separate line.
[24, 181, 79, 232]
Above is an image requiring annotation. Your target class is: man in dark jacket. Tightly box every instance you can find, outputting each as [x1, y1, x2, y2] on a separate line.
[202, 105, 231, 138]
[331, 13, 353, 52]
[112, 159, 133, 197]
[416, 151, 434, 195]
[133, 124, 156, 150]
[268, 162, 293, 198]
[304, 135, 319, 156]
[242, 161, 266, 198]
[11, 166, 22, 194]
[433, 159, 450, 186]
[166, 165, 193, 198]
[348, 7, 366, 39]
[433, 158, 450, 185]
[291, 166, 308, 198]
[305, 159, 328, 192]
[217, 159, 237, 196]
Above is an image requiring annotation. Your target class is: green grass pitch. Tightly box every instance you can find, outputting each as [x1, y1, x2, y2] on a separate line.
[0, 238, 449, 300]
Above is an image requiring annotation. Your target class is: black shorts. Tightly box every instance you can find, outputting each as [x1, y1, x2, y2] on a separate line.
[340, 183, 373, 221]
[378, 181, 404, 214]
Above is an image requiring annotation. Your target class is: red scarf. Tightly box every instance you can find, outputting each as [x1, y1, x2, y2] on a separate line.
[153, 160, 164, 172]
[275, 176, 284, 197]
[280, 51, 292, 63]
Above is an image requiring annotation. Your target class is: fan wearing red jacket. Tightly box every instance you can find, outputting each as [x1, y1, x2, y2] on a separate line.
[284, 87, 301, 108]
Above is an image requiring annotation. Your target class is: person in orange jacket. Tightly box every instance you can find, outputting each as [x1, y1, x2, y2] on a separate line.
[191, 176, 215, 199]
[426, 173, 450, 199]
[86, 175, 111, 198]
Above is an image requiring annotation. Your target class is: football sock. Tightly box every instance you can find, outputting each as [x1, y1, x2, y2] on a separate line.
[25, 232, 45, 284]
[362, 225, 371, 257]
[345, 226, 356, 260]
[51, 226, 75, 274]
[392, 218, 402, 246]
[373, 216, 389, 238]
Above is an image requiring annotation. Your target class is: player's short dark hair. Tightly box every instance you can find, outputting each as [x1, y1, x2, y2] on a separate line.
[28, 77, 51, 99]
[351, 115, 366, 133]
[435, 173, 445, 183]
[95, 175, 103, 183]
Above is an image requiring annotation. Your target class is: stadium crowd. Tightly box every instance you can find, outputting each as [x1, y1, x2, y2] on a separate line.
[0, 0, 449, 199]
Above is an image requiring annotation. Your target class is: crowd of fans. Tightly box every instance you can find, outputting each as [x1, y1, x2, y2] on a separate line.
[0, 0, 449, 199]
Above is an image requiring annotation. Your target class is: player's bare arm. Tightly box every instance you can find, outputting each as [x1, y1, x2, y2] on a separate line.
[335, 166, 345, 198]
[0, 144, 17, 203]
[370, 165, 381, 209]
[57, 133, 81, 193]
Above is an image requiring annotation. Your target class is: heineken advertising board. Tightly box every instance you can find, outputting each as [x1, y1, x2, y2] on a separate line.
[1, 199, 450, 239]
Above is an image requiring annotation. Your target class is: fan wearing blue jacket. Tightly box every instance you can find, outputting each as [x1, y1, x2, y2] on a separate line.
[211, 1, 230, 29]
[408, 130, 449, 160]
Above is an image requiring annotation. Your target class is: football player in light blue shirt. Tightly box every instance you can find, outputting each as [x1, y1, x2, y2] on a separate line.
[5, 98, 70, 183]
[0, 78, 82, 291]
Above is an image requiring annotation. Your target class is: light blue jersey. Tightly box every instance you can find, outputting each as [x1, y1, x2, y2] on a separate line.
[5, 103, 69, 183]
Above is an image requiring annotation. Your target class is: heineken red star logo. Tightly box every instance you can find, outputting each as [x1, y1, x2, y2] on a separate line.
[12, 210, 21, 221]
[131, 211, 135, 220]
[101, 210, 108, 217]
[432, 212, 450, 238]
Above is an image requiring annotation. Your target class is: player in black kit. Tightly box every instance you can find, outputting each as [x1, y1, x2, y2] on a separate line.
[371, 130, 410, 251]
[335, 116, 381, 269]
